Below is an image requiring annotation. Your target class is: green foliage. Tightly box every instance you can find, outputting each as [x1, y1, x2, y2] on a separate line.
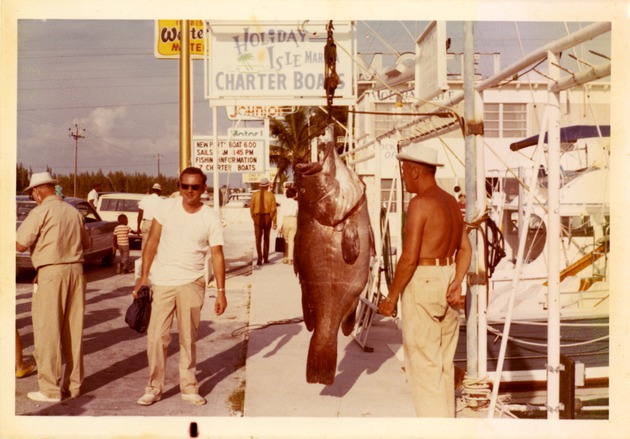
[268, 106, 348, 188]
[16, 163, 180, 197]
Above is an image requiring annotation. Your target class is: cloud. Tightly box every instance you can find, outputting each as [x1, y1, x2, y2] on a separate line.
[74, 106, 128, 143]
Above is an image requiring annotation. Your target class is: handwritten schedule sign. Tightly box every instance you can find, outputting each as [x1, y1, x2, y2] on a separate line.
[193, 128, 268, 173]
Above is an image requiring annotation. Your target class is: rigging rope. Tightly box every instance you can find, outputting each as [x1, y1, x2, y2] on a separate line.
[466, 211, 507, 280]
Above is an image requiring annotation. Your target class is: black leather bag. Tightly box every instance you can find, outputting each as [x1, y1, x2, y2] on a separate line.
[125, 285, 152, 334]
[275, 234, 285, 253]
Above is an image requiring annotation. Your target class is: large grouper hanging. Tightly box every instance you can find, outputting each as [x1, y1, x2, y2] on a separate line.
[294, 141, 374, 385]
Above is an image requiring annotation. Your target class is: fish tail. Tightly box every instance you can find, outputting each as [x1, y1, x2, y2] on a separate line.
[306, 333, 337, 385]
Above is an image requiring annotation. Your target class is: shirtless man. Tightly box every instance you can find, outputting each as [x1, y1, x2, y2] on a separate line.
[379, 144, 472, 418]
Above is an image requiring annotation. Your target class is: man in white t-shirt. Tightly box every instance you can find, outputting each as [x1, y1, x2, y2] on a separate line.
[137, 183, 163, 249]
[87, 182, 100, 209]
[133, 167, 227, 406]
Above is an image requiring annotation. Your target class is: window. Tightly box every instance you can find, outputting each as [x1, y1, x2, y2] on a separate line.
[484, 103, 527, 138]
[381, 179, 397, 213]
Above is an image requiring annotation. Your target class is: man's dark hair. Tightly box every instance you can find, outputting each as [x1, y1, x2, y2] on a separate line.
[117, 214, 128, 223]
[180, 167, 207, 185]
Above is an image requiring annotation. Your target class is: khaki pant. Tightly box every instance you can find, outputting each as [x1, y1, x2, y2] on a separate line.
[117, 244, 130, 271]
[145, 277, 205, 396]
[281, 216, 297, 261]
[401, 264, 459, 418]
[32, 263, 86, 399]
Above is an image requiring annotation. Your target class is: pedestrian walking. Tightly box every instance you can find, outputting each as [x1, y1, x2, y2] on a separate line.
[113, 214, 132, 274]
[137, 182, 163, 249]
[249, 177, 277, 265]
[277, 187, 298, 264]
[16, 171, 90, 402]
[133, 167, 226, 406]
[378, 145, 472, 417]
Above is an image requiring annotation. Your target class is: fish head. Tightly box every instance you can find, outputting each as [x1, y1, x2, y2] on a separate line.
[295, 142, 364, 226]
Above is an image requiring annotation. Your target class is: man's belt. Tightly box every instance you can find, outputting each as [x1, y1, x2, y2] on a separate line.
[417, 256, 455, 266]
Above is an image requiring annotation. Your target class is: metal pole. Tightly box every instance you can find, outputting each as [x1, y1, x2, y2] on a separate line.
[474, 89, 488, 379]
[212, 107, 220, 212]
[68, 124, 84, 197]
[179, 20, 191, 173]
[546, 49, 562, 420]
[463, 20, 478, 386]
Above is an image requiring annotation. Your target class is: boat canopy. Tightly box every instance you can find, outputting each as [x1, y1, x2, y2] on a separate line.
[509, 125, 610, 151]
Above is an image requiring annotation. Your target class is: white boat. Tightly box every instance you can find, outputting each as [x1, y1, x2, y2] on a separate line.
[455, 126, 610, 386]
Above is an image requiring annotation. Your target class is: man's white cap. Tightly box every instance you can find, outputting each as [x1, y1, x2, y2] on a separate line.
[396, 144, 444, 167]
[24, 172, 58, 193]
[152, 183, 162, 191]
[259, 177, 270, 187]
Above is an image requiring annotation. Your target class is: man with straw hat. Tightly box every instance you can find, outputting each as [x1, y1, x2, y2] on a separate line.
[378, 144, 472, 417]
[249, 177, 277, 266]
[16, 172, 90, 402]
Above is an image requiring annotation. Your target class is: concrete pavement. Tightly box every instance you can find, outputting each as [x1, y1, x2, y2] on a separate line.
[10, 208, 500, 439]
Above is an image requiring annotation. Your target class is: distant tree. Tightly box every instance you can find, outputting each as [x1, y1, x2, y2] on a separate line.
[16, 163, 30, 192]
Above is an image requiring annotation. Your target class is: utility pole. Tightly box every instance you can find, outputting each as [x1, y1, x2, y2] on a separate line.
[68, 124, 85, 197]
[155, 154, 163, 178]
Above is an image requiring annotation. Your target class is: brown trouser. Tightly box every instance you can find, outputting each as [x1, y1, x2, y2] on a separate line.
[32, 263, 86, 399]
[253, 213, 272, 263]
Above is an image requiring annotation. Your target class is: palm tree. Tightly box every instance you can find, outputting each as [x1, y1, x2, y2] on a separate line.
[269, 106, 347, 189]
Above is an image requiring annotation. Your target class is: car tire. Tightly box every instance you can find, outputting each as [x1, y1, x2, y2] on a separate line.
[102, 253, 114, 267]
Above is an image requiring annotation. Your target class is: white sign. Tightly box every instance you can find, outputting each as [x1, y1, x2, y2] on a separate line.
[193, 128, 268, 173]
[242, 169, 279, 185]
[415, 21, 449, 102]
[226, 105, 297, 120]
[205, 21, 356, 105]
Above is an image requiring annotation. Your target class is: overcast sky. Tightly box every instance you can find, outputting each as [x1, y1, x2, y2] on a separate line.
[15, 19, 611, 179]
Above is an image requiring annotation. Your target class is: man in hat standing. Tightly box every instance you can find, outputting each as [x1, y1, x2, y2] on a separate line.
[249, 177, 277, 265]
[378, 145, 472, 418]
[137, 183, 163, 249]
[16, 172, 90, 402]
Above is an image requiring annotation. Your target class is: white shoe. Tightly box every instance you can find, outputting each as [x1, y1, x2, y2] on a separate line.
[181, 393, 206, 405]
[137, 393, 161, 406]
[27, 391, 61, 403]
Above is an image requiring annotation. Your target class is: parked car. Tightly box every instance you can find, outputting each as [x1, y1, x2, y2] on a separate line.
[96, 193, 146, 243]
[225, 193, 252, 208]
[16, 195, 118, 274]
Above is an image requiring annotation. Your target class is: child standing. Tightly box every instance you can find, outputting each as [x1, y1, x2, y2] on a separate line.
[113, 214, 132, 274]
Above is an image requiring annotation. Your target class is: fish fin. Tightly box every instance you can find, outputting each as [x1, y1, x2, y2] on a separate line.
[306, 332, 337, 385]
[301, 287, 315, 332]
[341, 221, 360, 264]
[340, 297, 360, 336]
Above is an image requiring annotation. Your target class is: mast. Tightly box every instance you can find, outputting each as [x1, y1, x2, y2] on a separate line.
[546, 49, 562, 420]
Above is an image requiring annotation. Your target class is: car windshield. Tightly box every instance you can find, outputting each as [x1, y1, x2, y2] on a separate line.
[100, 198, 140, 212]
[17, 200, 36, 221]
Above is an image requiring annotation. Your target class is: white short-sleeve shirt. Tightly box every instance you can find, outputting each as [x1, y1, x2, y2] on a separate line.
[138, 193, 162, 221]
[150, 197, 224, 286]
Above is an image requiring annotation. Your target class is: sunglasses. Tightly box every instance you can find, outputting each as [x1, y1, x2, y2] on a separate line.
[180, 183, 202, 191]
